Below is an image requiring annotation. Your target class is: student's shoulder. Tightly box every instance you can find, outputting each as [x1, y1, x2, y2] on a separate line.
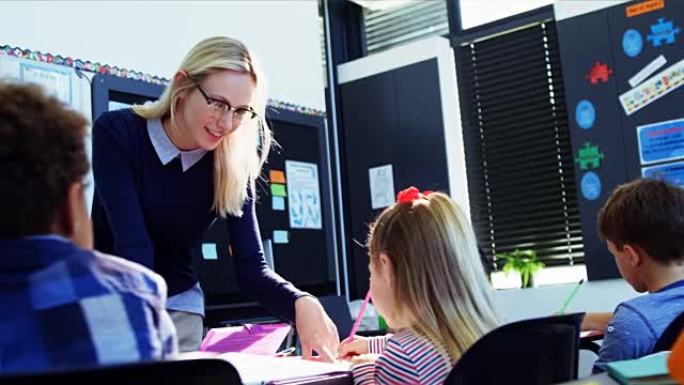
[608, 298, 657, 338]
[387, 329, 444, 357]
[618, 290, 681, 318]
[88, 250, 168, 298]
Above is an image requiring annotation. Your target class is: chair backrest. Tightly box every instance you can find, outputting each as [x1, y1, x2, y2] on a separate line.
[444, 312, 585, 385]
[0, 358, 241, 385]
[653, 311, 684, 353]
[319, 295, 354, 338]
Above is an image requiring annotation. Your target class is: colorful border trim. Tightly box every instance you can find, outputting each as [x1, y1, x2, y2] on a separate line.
[0, 44, 325, 117]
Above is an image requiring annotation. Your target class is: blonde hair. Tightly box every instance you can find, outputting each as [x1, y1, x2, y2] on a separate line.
[133, 36, 271, 217]
[367, 191, 499, 363]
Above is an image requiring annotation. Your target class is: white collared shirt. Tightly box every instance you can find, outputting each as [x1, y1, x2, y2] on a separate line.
[147, 118, 207, 172]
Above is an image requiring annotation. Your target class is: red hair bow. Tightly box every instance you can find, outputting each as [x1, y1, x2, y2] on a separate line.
[396, 186, 432, 203]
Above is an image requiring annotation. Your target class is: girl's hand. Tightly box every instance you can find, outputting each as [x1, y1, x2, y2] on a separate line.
[351, 353, 378, 366]
[338, 335, 369, 359]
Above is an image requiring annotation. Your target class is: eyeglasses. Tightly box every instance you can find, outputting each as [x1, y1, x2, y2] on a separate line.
[189, 76, 258, 126]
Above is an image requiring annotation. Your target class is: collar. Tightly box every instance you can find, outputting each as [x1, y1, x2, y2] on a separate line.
[0, 235, 81, 270]
[656, 279, 684, 293]
[147, 118, 207, 172]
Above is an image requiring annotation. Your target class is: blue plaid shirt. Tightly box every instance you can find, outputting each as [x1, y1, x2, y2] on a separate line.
[0, 236, 178, 374]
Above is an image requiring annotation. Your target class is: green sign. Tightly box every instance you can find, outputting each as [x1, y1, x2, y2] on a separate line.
[271, 184, 287, 197]
[575, 142, 605, 171]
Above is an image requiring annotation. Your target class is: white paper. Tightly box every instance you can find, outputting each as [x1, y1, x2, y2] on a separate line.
[286, 160, 322, 229]
[619, 58, 684, 116]
[273, 230, 289, 244]
[272, 196, 286, 211]
[108, 100, 133, 111]
[218, 352, 351, 385]
[629, 54, 667, 88]
[201, 243, 218, 260]
[369, 164, 395, 209]
[19, 62, 72, 105]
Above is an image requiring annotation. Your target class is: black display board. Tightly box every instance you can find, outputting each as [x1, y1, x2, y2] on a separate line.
[339, 58, 450, 299]
[557, 0, 684, 279]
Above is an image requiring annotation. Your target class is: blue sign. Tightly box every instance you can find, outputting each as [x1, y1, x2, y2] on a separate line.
[647, 18, 680, 48]
[637, 118, 684, 165]
[581, 172, 601, 201]
[642, 161, 684, 188]
[575, 100, 596, 130]
[623, 29, 643, 58]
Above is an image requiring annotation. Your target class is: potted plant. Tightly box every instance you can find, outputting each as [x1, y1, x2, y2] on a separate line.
[495, 249, 545, 288]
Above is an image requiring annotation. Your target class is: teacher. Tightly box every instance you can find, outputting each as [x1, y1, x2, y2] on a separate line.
[91, 36, 340, 358]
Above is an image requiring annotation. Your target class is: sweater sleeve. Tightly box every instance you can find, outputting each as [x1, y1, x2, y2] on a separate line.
[227, 193, 306, 322]
[352, 337, 419, 385]
[92, 112, 156, 268]
[352, 362, 377, 385]
[368, 335, 391, 354]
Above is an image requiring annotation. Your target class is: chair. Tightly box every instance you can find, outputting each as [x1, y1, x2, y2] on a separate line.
[653, 311, 684, 353]
[444, 313, 585, 385]
[319, 295, 355, 339]
[0, 358, 241, 385]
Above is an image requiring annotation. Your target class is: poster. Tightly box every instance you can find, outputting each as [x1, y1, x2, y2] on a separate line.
[285, 160, 322, 229]
[20, 62, 72, 105]
[642, 160, 684, 188]
[369, 164, 395, 209]
[628, 55, 667, 88]
[637, 118, 684, 165]
[619, 58, 684, 115]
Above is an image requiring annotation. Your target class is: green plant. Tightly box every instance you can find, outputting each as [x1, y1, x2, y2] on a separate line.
[496, 249, 545, 288]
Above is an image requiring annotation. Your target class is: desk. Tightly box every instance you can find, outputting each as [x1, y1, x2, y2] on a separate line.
[178, 352, 353, 385]
[557, 373, 617, 385]
[269, 372, 352, 385]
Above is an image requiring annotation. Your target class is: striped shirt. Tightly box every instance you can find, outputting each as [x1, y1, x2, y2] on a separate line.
[0, 236, 178, 374]
[352, 329, 452, 385]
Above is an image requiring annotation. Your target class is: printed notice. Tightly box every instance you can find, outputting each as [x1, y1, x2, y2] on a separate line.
[286, 161, 322, 229]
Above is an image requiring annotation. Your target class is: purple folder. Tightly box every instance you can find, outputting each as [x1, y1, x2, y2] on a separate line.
[200, 323, 292, 355]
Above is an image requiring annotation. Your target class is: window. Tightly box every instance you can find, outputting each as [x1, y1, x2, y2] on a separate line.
[455, 20, 585, 282]
[362, 0, 449, 54]
[459, 0, 554, 30]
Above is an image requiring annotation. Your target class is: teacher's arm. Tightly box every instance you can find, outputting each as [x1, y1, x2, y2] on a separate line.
[228, 194, 339, 360]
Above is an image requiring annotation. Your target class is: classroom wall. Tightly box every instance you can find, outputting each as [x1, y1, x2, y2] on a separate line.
[554, 0, 630, 21]
[2, 0, 641, 316]
[0, 1, 326, 111]
[492, 0, 639, 323]
[494, 279, 639, 323]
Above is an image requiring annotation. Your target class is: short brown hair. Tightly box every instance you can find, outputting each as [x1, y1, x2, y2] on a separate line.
[597, 178, 684, 264]
[0, 82, 88, 238]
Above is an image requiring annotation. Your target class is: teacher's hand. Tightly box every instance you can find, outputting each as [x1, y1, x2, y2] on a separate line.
[295, 295, 340, 362]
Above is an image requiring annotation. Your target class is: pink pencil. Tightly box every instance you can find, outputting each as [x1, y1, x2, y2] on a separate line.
[348, 290, 372, 340]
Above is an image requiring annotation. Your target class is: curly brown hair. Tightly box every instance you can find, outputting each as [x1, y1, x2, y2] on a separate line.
[598, 178, 684, 264]
[0, 82, 89, 238]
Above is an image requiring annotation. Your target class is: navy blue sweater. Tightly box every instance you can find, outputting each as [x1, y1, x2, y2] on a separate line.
[91, 109, 303, 321]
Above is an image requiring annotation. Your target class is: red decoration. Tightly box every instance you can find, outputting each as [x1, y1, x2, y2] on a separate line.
[396, 187, 432, 203]
[586, 61, 613, 84]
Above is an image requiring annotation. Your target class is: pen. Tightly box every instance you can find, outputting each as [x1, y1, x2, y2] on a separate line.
[558, 279, 585, 315]
[275, 347, 296, 357]
[348, 289, 372, 340]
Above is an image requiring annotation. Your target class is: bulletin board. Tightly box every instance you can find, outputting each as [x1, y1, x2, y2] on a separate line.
[0, 53, 94, 211]
[557, 0, 684, 279]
